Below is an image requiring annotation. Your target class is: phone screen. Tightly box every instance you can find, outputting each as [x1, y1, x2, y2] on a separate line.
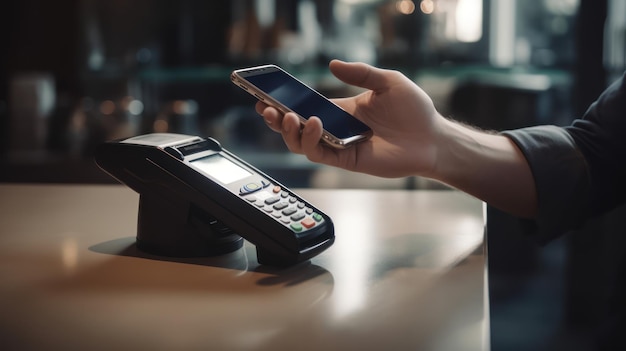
[241, 67, 371, 140]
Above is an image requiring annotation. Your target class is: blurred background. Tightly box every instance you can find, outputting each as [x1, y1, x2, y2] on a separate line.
[3, 0, 609, 186]
[1, 0, 625, 350]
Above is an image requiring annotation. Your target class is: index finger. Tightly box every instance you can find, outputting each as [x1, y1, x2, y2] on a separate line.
[255, 101, 270, 115]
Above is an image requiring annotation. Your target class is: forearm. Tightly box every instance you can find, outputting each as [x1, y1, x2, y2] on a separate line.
[429, 117, 538, 218]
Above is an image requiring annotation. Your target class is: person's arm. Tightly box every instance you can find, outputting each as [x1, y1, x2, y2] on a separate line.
[257, 60, 538, 218]
[434, 119, 538, 218]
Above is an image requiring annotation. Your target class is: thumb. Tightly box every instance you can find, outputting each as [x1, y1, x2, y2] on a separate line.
[329, 59, 393, 92]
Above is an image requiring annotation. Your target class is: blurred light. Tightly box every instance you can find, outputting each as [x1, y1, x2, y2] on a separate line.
[186, 100, 199, 114]
[173, 100, 187, 115]
[329, 202, 375, 320]
[396, 0, 416, 15]
[338, 0, 380, 4]
[490, 0, 515, 66]
[61, 237, 79, 274]
[456, 0, 483, 42]
[420, 0, 435, 14]
[172, 99, 198, 115]
[334, 2, 352, 22]
[88, 51, 104, 70]
[70, 109, 86, 130]
[99, 100, 116, 115]
[128, 100, 144, 115]
[153, 119, 169, 133]
[544, 0, 579, 16]
[287, 49, 306, 65]
[120, 96, 133, 110]
[254, 0, 275, 27]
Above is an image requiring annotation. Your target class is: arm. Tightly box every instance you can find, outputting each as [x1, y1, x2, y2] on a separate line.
[258, 60, 538, 218]
[435, 119, 538, 218]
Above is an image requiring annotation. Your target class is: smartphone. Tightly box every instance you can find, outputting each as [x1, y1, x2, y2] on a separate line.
[231, 64, 372, 149]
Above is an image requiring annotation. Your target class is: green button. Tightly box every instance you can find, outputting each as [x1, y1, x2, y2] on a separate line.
[290, 223, 303, 232]
[312, 213, 323, 222]
[245, 183, 260, 191]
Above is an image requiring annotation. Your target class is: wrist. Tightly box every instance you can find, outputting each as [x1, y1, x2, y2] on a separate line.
[429, 118, 537, 217]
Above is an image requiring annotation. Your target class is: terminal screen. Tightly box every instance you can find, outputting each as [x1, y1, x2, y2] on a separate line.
[192, 155, 251, 184]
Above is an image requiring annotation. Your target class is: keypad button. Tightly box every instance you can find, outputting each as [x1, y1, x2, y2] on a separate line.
[282, 207, 297, 216]
[301, 218, 316, 229]
[291, 212, 305, 221]
[243, 182, 260, 192]
[290, 223, 303, 232]
[273, 202, 289, 210]
[312, 213, 323, 222]
[264, 196, 280, 205]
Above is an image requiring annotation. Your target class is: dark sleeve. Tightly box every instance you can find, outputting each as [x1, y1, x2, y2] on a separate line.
[501, 72, 626, 243]
[502, 126, 591, 243]
[565, 72, 626, 215]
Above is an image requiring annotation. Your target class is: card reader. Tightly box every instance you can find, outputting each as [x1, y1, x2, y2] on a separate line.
[94, 133, 334, 266]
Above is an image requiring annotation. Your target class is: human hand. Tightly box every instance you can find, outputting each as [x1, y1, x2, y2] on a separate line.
[256, 59, 446, 178]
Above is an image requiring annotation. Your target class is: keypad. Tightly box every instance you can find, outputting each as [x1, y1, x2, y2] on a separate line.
[242, 184, 324, 232]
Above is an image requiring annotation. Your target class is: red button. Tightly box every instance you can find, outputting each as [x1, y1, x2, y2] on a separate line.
[301, 218, 316, 229]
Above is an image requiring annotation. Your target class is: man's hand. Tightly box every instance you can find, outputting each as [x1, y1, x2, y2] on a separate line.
[256, 59, 444, 178]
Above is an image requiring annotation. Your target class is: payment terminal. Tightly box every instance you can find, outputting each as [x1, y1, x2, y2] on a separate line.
[94, 133, 334, 266]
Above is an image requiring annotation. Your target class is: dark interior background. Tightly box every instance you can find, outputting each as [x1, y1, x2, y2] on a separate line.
[2, 1, 625, 350]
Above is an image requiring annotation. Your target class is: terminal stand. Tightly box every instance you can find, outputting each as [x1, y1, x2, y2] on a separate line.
[135, 193, 244, 257]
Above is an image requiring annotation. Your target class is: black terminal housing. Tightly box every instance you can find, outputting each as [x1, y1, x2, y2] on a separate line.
[94, 133, 334, 267]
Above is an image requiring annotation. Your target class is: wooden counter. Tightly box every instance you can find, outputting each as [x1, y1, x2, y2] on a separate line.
[0, 184, 488, 350]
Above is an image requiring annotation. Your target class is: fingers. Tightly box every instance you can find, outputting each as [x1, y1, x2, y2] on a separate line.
[280, 113, 304, 153]
[280, 113, 325, 157]
[300, 117, 325, 158]
[258, 104, 325, 159]
[257, 105, 307, 154]
[256, 102, 283, 133]
[254, 101, 268, 115]
[329, 59, 397, 92]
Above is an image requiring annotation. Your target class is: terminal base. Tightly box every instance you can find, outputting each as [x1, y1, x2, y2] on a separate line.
[135, 194, 243, 257]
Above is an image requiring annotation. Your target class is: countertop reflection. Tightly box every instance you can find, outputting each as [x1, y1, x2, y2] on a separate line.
[0, 184, 487, 351]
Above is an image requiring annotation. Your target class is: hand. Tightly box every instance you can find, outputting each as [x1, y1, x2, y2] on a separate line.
[256, 59, 446, 178]
[256, 60, 538, 217]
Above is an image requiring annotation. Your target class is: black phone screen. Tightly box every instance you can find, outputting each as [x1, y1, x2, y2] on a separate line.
[243, 68, 371, 139]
